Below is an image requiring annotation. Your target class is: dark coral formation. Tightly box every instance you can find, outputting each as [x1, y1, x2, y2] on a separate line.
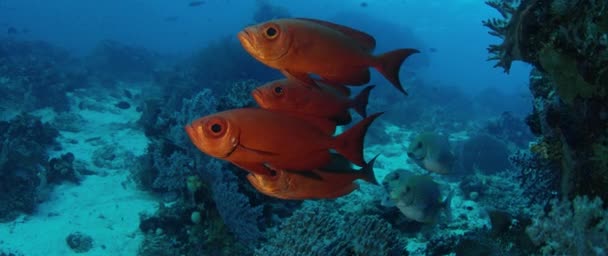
[85, 40, 160, 84]
[484, 111, 534, 148]
[0, 114, 59, 221]
[484, 0, 608, 201]
[256, 201, 403, 255]
[0, 39, 86, 112]
[137, 192, 248, 256]
[460, 133, 513, 174]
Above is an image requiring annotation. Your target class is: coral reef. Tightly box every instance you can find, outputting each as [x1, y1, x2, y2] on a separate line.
[137, 195, 248, 256]
[188, 36, 280, 92]
[85, 40, 160, 84]
[256, 200, 403, 256]
[484, 0, 608, 200]
[526, 196, 608, 255]
[510, 150, 560, 206]
[483, 111, 534, 148]
[0, 113, 60, 221]
[0, 39, 85, 112]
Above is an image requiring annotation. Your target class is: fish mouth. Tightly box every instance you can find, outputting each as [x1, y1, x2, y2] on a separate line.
[407, 152, 423, 161]
[184, 124, 198, 144]
[251, 88, 266, 107]
[237, 30, 256, 53]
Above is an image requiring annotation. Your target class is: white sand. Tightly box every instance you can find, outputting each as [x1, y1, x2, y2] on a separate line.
[0, 88, 158, 256]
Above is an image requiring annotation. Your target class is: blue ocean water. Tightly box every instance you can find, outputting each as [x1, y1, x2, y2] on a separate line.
[0, 0, 606, 255]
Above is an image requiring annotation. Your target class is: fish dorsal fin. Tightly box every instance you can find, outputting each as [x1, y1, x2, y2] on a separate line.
[295, 18, 376, 51]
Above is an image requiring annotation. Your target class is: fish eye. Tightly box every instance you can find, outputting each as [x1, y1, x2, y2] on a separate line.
[205, 117, 227, 138]
[273, 86, 284, 95]
[405, 186, 410, 192]
[264, 25, 279, 39]
[211, 123, 222, 133]
[416, 142, 423, 148]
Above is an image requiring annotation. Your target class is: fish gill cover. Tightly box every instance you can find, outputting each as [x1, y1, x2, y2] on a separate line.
[0, 0, 606, 255]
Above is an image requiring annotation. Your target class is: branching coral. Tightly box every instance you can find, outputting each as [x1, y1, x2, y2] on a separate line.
[256, 200, 402, 256]
[510, 150, 560, 205]
[207, 159, 263, 247]
[526, 196, 608, 255]
[483, 0, 544, 72]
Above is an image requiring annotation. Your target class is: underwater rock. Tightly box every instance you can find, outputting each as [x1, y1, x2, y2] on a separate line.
[115, 101, 131, 109]
[47, 152, 88, 184]
[460, 133, 513, 174]
[66, 232, 93, 253]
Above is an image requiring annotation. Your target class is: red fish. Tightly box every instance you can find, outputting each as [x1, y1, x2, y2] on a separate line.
[247, 153, 379, 200]
[184, 108, 382, 175]
[252, 78, 375, 125]
[237, 18, 419, 95]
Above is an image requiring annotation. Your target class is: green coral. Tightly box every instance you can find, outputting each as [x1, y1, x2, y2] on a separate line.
[538, 46, 602, 103]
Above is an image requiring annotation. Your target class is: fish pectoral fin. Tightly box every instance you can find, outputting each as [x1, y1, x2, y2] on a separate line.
[238, 144, 279, 156]
[232, 161, 274, 176]
[281, 70, 321, 89]
[283, 169, 324, 181]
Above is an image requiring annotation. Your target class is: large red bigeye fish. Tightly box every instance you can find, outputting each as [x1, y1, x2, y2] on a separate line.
[237, 18, 419, 95]
[252, 78, 375, 125]
[184, 108, 382, 176]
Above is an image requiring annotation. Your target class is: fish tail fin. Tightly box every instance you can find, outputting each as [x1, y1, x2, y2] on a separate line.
[375, 48, 420, 95]
[333, 112, 383, 167]
[360, 154, 380, 185]
[351, 85, 375, 118]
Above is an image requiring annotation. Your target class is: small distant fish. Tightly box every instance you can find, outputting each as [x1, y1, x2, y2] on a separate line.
[429, 47, 437, 53]
[188, 1, 205, 7]
[247, 153, 379, 200]
[382, 170, 450, 223]
[407, 132, 455, 174]
[115, 101, 131, 109]
[360, 2, 368, 7]
[7, 26, 17, 35]
[238, 18, 419, 95]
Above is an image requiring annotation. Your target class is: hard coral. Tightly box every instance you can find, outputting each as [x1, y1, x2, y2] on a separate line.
[256, 201, 402, 256]
[0, 113, 60, 221]
[526, 196, 608, 255]
[486, 0, 608, 200]
[484, 0, 545, 73]
[0, 39, 80, 112]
